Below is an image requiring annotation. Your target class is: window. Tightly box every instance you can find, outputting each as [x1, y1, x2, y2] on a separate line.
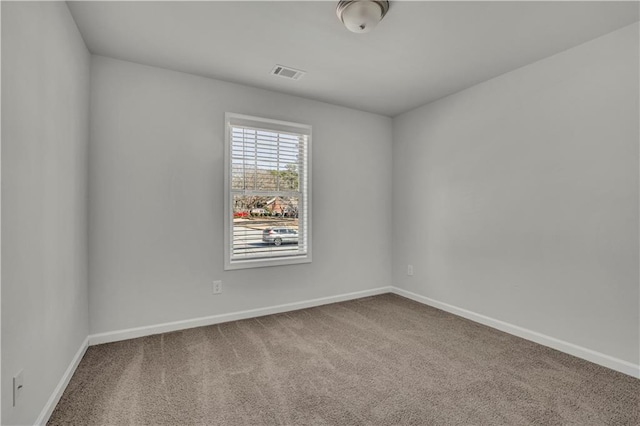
[224, 113, 311, 270]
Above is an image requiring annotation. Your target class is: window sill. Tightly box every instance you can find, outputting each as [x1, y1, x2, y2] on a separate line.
[224, 254, 312, 270]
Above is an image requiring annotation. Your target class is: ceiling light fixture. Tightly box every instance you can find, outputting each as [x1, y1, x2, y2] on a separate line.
[336, 0, 390, 34]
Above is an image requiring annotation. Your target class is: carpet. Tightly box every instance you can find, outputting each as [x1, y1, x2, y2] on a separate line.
[48, 294, 639, 425]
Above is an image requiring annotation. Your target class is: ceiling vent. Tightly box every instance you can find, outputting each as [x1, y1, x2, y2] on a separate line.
[271, 65, 305, 81]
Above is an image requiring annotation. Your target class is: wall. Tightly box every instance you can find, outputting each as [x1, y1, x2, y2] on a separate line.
[392, 23, 639, 366]
[88, 56, 392, 334]
[1, 2, 91, 425]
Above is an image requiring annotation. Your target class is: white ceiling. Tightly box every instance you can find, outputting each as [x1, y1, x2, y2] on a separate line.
[68, 1, 639, 117]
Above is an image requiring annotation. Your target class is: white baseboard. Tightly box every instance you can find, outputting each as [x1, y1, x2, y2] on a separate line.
[391, 287, 640, 379]
[34, 336, 89, 426]
[88, 286, 393, 346]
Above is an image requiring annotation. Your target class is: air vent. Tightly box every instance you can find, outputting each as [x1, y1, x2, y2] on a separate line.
[271, 65, 305, 81]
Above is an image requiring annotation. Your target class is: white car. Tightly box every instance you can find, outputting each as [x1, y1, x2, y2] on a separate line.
[262, 227, 299, 246]
[251, 208, 267, 215]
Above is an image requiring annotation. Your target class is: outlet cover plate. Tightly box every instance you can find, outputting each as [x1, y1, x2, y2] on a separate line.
[13, 370, 24, 407]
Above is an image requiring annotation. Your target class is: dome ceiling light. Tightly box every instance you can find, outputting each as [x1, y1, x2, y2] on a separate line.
[336, 0, 390, 34]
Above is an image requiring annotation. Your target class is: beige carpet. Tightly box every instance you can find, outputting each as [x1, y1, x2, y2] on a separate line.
[49, 294, 639, 425]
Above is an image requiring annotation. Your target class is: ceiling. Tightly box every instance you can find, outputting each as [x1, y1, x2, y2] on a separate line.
[67, 1, 639, 117]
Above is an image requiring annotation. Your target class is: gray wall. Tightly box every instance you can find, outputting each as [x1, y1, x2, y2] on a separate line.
[88, 56, 392, 334]
[392, 23, 639, 365]
[1, 2, 91, 425]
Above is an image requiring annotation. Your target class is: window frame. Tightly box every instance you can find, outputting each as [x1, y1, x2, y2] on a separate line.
[224, 113, 312, 270]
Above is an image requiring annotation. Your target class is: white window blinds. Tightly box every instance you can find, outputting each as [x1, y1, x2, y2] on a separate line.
[224, 114, 311, 270]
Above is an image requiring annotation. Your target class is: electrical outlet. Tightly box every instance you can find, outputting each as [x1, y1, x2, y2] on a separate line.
[407, 265, 414, 276]
[213, 280, 223, 294]
[13, 370, 23, 407]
